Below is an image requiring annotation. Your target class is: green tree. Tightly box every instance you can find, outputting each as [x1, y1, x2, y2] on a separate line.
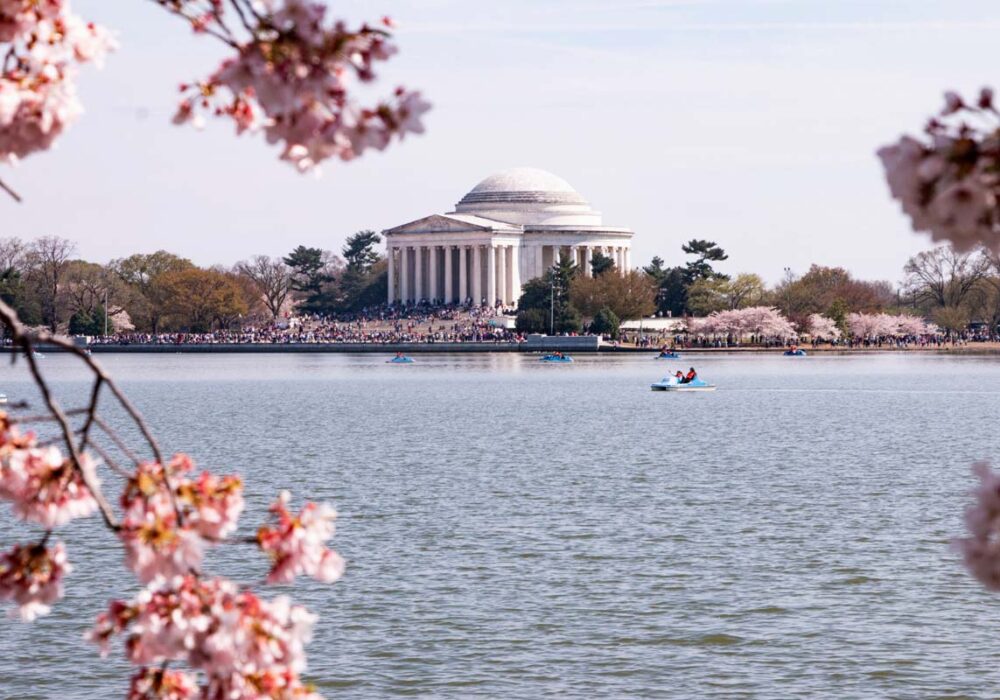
[111, 250, 194, 332]
[590, 251, 615, 277]
[643, 256, 668, 284]
[341, 230, 382, 273]
[657, 266, 688, 317]
[68, 305, 107, 336]
[283, 245, 333, 314]
[591, 307, 620, 339]
[682, 239, 729, 282]
[515, 307, 548, 333]
[515, 253, 583, 333]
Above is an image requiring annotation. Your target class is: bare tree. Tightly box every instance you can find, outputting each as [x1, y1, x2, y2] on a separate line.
[0, 236, 26, 273]
[25, 235, 76, 331]
[903, 247, 990, 310]
[237, 255, 291, 321]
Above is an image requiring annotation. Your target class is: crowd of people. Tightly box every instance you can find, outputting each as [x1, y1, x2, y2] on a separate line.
[89, 312, 524, 346]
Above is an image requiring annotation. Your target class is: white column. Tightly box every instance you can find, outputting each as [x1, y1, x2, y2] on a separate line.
[444, 246, 453, 303]
[509, 245, 519, 305]
[459, 245, 468, 303]
[497, 245, 507, 304]
[583, 245, 593, 277]
[624, 247, 631, 273]
[411, 246, 422, 302]
[618, 247, 626, 275]
[387, 246, 396, 303]
[486, 245, 497, 307]
[400, 246, 410, 303]
[472, 245, 482, 305]
[429, 245, 438, 303]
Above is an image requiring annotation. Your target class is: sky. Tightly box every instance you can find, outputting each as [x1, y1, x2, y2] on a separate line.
[3, 0, 999, 284]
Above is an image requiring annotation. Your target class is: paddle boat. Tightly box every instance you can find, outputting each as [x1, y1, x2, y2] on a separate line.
[650, 375, 716, 392]
[386, 354, 415, 364]
[783, 348, 807, 357]
[539, 353, 574, 363]
[655, 351, 680, 360]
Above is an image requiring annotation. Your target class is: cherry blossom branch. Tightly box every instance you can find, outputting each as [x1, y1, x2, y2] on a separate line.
[0, 178, 22, 203]
[17, 341, 118, 530]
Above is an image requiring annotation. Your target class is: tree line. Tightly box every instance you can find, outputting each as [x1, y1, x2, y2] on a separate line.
[2, 233, 996, 337]
[516, 239, 1000, 338]
[0, 232, 386, 334]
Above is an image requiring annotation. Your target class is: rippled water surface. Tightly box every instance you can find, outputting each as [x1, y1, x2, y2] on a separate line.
[3, 352, 1000, 699]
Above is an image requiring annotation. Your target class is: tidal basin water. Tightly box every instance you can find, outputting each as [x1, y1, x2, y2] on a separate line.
[3, 352, 1000, 698]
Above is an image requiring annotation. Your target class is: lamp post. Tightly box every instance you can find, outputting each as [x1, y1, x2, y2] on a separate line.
[783, 266, 792, 315]
[549, 278, 555, 335]
[104, 286, 109, 337]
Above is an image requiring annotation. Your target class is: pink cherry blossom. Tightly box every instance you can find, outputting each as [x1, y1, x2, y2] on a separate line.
[1, 443, 99, 528]
[257, 491, 345, 584]
[878, 88, 1000, 251]
[955, 462, 1000, 590]
[691, 307, 796, 340]
[807, 314, 841, 340]
[90, 574, 320, 695]
[0, 0, 114, 163]
[127, 667, 197, 700]
[0, 541, 71, 621]
[119, 455, 243, 581]
[173, 1, 429, 172]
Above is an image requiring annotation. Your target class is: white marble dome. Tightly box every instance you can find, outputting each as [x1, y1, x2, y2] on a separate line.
[452, 167, 602, 226]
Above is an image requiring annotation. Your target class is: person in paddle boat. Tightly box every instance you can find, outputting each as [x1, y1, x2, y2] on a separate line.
[680, 367, 697, 384]
[395, 352, 404, 359]
[674, 370, 684, 383]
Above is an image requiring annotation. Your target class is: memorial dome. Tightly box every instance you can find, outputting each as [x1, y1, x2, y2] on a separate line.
[452, 167, 602, 226]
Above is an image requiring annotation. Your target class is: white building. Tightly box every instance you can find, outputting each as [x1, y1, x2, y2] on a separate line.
[383, 167, 634, 306]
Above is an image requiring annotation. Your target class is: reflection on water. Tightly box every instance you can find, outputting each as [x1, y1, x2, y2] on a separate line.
[2, 352, 1000, 698]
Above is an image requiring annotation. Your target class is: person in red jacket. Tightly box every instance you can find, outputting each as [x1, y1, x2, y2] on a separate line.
[683, 367, 697, 383]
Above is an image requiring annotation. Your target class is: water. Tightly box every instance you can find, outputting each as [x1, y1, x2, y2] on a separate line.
[2, 352, 1000, 699]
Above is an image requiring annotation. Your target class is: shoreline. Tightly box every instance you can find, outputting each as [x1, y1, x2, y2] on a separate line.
[5, 343, 1000, 355]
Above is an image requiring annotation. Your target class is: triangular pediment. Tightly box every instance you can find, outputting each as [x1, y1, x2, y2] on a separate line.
[384, 214, 495, 235]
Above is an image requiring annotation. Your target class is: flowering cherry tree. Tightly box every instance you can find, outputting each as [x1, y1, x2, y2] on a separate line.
[691, 306, 797, 341]
[0, 0, 430, 198]
[845, 312, 932, 339]
[806, 314, 840, 341]
[0, 300, 345, 697]
[0, 2, 428, 696]
[880, 91, 1000, 591]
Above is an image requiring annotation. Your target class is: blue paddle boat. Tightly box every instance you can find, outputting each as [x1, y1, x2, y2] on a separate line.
[655, 351, 680, 360]
[387, 354, 415, 364]
[783, 349, 807, 357]
[540, 353, 574, 363]
[650, 376, 716, 392]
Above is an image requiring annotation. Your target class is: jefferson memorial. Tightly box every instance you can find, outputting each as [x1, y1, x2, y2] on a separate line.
[383, 167, 634, 306]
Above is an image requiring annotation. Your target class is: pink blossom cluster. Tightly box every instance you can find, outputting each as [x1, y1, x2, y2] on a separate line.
[127, 667, 198, 700]
[691, 306, 797, 339]
[171, 0, 429, 171]
[807, 314, 841, 340]
[0, 412, 99, 528]
[955, 462, 1000, 590]
[91, 574, 322, 698]
[846, 312, 932, 339]
[119, 454, 244, 582]
[0, 541, 71, 621]
[0, 0, 115, 163]
[257, 491, 345, 584]
[878, 88, 1000, 251]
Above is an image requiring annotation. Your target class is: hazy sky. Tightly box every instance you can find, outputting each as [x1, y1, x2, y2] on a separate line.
[4, 0, 999, 284]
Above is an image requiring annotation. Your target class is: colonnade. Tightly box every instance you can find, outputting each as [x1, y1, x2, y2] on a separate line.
[387, 242, 631, 305]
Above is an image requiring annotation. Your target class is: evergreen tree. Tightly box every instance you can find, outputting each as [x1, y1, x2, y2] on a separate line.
[682, 239, 729, 282]
[341, 230, 382, 273]
[591, 307, 620, 338]
[283, 245, 331, 314]
[590, 251, 615, 277]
